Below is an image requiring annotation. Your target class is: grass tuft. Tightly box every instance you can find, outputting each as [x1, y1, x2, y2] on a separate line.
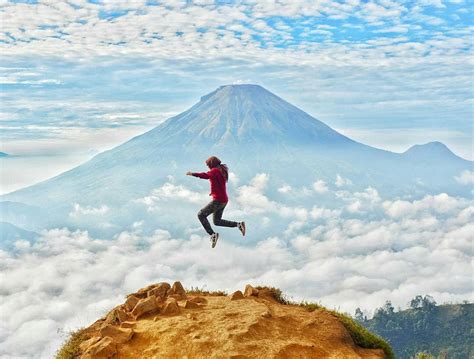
[186, 286, 227, 296]
[298, 300, 323, 312]
[255, 286, 291, 305]
[330, 310, 394, 359]
[55, 327, 88, 359]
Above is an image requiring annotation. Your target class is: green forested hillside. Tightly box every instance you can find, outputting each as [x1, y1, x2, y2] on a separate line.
[356, 296, 473, 358]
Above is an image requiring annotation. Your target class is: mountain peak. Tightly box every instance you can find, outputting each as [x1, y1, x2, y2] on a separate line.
[200, 83, 268, 102]
[404, 141, 455, 156]
[167, 84, 351, 147]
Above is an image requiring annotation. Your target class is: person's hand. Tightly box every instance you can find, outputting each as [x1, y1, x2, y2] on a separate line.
[186, 171, 192, 176]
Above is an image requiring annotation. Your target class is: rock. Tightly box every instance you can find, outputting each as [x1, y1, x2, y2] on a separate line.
[189, 296, 207, 304]
[261, 310, 272, 318]
[131, 296, 159, 318]
[257, 288, 277, 301]
[120, 321, 136, 329]
[244, 284, 259, 297]
[229, 290, 244, 300]
[147, 282, 171, 301]
[124, 295, 140, 312]
[79, 336, 100, 352]
[104, 308, 120, 325]
[116, 307, 133, 323]
[99, 324, 134, 344]
[81, 336, 116, 359]
[105, 306, 133, 325]
[168, 281, 187, 300]
[162, 298, 180, 315]
[184, 300, 200, 309]
[132, 283, 159, 299]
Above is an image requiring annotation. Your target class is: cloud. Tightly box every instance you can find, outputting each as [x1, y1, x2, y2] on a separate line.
[135, 182, 209, 209]
[454, 170, 474, 185]
[69, 203, 109, 217]
[1, 189, 472, 357]
[313, 180, 329, 193]
[278, 184, 292, 193]
[382, 193, 467, 218]
[335, 174, 353, 188]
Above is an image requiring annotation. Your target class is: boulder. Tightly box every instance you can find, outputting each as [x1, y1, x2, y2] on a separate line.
[79, 337, 100, 352]
[132, 283, 159, 299]
[162, 298, 180, 315]
[184, 300, 200, 309]
[105, 306, 133, 325]
[116, 307, 133, 323]
[229, 290, 244, 300]
[124, 295, 140, 312]
[131, 296, 159, 319]
[147, 282, 171, 301]
[167, 281, 187, 300]
[104, 308, 120, 325]
[99, 324, 134, 344]
[244, 284, 259, 297]
[189, 296, 207, 304]
[81, 336, 116, 359]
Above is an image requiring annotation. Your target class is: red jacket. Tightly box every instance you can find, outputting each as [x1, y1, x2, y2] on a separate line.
[193, 167, 228, 203]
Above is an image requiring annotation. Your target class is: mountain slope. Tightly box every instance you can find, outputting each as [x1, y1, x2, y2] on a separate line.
[1, 84, 471, 234]
[57, 282, 391, 359]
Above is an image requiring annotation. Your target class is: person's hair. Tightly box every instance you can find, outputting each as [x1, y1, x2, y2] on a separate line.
[206, 156, 229, 182]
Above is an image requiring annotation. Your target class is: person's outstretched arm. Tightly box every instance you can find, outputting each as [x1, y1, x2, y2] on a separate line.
[186, 170, 211, 179]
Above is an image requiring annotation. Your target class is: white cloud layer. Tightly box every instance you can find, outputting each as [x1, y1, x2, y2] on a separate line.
[454, 170, 474, 185]
[1, 188, 472, 358]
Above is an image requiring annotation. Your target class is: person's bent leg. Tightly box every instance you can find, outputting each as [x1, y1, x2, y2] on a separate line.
[198, 201, 220, 235]
[213, 203, 238, 228]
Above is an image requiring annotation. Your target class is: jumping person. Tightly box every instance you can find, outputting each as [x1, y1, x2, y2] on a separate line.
[186, 156, 245, 248]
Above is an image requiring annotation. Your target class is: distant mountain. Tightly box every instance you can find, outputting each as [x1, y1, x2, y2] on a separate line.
[357, 298, 473, 359]
[0, 84, 471, 235]
[0, 152, 9, 157]
[402, 142, 462, 163]
[0, 221, 37, 251]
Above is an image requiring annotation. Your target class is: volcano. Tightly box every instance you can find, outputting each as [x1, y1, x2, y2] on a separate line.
[1, 84, 471, 235]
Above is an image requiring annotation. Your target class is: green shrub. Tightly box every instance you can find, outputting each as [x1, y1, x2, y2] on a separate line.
[331, 310, 394, 359]
[55, 327, 87, 359]
[410, 351, 447, 359]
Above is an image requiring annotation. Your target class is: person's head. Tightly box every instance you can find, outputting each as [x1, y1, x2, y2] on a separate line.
[205, 156, 229, 182]
[205, 156, 221, 169]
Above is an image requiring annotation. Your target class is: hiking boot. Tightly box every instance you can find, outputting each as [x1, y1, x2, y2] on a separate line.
[210, 233, 219, 248]
[238, 221, 246, 236]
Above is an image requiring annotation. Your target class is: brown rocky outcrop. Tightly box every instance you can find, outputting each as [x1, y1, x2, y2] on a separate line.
[70, 282, 388, 359]
[244, 284, 259, 297]
[229, 290, 244, 300]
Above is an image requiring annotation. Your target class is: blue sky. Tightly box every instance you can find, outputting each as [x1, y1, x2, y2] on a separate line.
[0, 0, 472, 172]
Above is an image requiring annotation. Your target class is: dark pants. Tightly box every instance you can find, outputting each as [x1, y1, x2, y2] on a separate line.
[198, 200, 238, 235]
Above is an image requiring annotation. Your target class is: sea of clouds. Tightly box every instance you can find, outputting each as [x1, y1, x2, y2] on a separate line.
[1, 173, 473, 358]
